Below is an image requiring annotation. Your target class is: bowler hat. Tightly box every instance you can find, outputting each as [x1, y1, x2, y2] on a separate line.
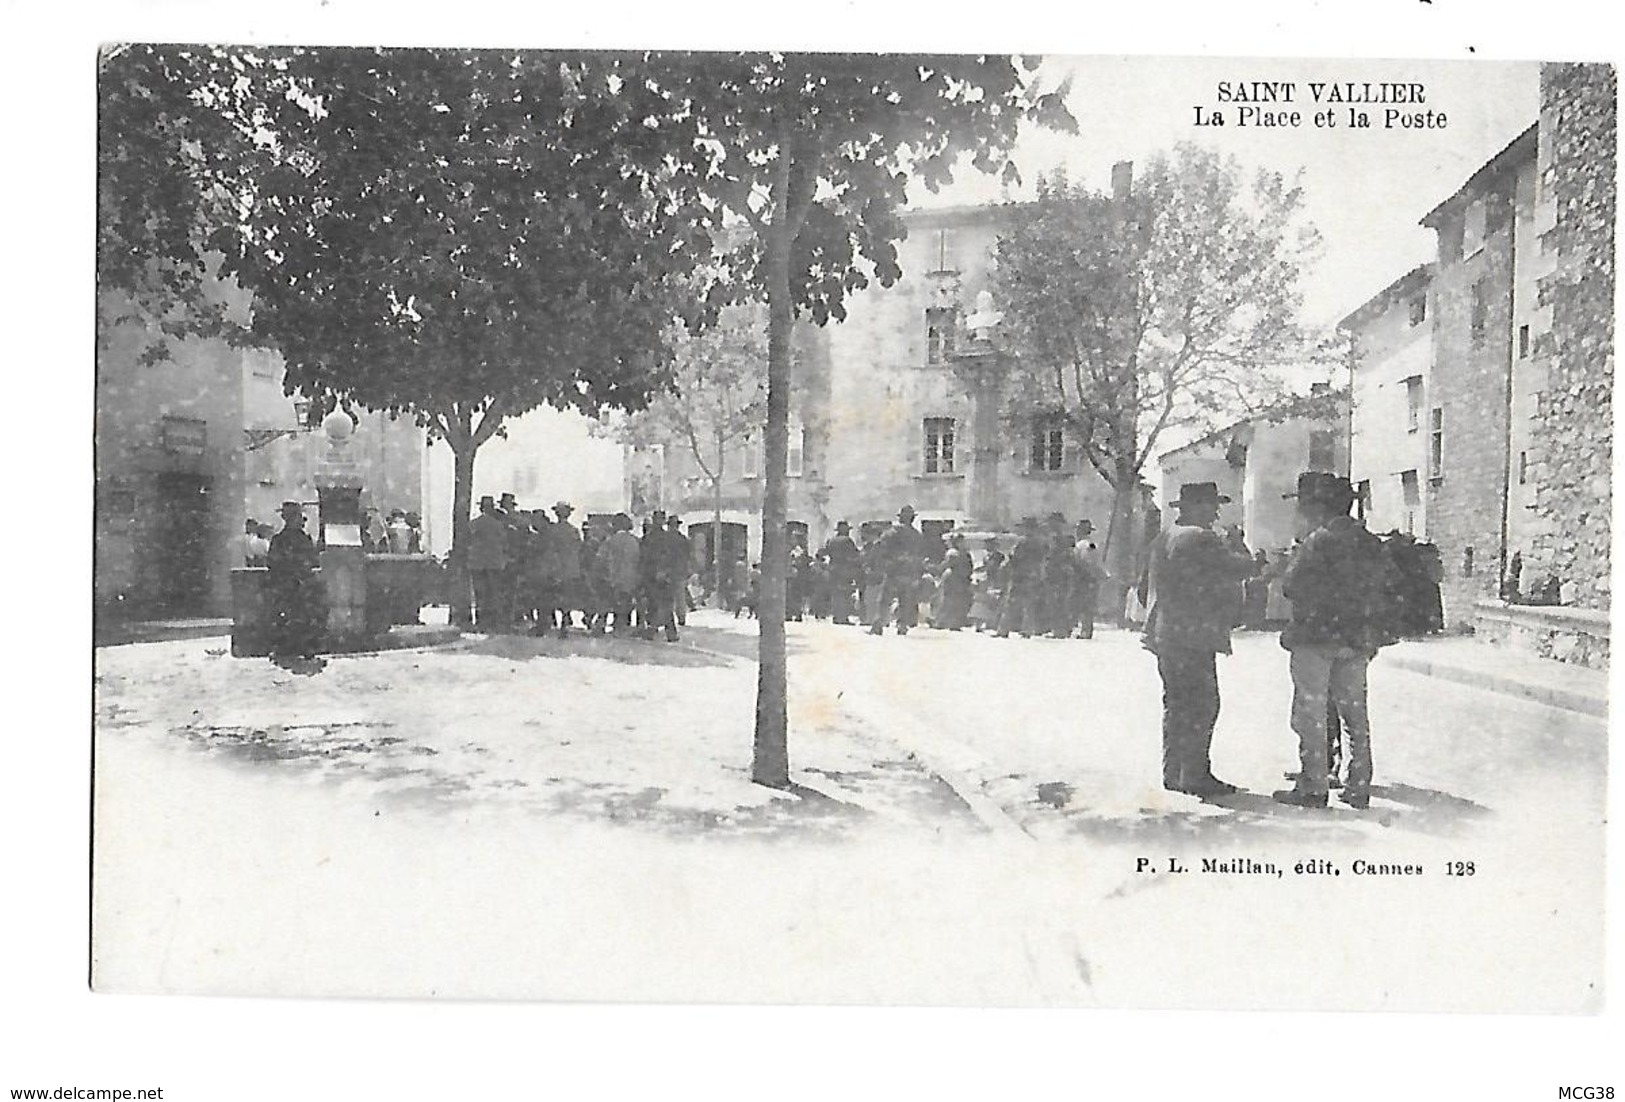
[1170, 482, 1232, 508]
[835, 520, 851, 532]
[1283, 471, 1353, 507]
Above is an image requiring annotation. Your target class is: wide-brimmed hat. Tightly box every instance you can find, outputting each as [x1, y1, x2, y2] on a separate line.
[278, 500, 305, 518]
[1283, 471, 1353, 507]
[553, 501, 574, 515]
[1170, 482, 1233, 508]
[835, 520, 851, 532]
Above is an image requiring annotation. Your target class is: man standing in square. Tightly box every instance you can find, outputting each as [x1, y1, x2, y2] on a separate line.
[1273, 473, 1397, 810]
[1141, 483, 1255, 796]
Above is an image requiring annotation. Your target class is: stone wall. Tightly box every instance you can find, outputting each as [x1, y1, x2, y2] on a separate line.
[1528, 63, 1616, 613]
[1473, 599, 1610, 669]
[1426, 199, 1519, 630]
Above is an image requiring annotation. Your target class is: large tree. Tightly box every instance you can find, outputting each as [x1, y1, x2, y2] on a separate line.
[602, 53, 1074, 786]
[991, 147, 1328, 592]
[614, 305, 769, 602]
[98, 46, 712, 623]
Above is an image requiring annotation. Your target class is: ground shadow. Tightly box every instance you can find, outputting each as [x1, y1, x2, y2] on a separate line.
[673, 624, 819, 662]
[449, 631, 733, 669]
[1004, 774, 1495, 844]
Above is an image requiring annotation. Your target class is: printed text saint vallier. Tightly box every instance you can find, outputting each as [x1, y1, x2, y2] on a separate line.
[1194, 80, 1446, 129]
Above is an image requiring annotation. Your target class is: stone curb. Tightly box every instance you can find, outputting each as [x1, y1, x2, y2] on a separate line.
[675, 635, 1033, 841]
[1380, 650, 1607, 719]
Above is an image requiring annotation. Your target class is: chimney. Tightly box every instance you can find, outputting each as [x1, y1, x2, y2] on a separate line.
[1111, 161, 1134, 201]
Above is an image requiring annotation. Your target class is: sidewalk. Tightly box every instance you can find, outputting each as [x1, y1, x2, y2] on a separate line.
[1379, 635, 1608, 718]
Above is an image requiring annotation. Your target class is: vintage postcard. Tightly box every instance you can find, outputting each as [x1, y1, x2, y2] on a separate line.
[90, 47, 1612, 1018]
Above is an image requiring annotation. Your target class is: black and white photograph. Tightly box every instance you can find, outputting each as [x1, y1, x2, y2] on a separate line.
[8, 1, 1623, 1096]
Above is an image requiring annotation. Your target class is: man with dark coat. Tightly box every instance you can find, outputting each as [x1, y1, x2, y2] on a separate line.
[821, 520, 861, 624]
[869, 505, 924, 635]
[467, 495, 509, 632]
[541, 501, 585, 636]
[995, 517, 1045, 638]
[1273, 473, 1399, 810]
[495, 493, 526, 632]
[267, 501, 323, 660]
[665, 515, 692, 629]
[1141, 482, 1256, 796]
[1041, 512, 1077, 638]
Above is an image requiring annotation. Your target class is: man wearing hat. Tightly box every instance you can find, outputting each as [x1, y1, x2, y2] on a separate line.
[1071, 519, 1107, 639]
[869, 505, 924, 635]
[1272, 472, 1399, 810]
[539, 501, 585, 636]
[496, 494, 528, 632]
[467, 494, 509, 631]
[1040, 512, 1078, 638]
[266, 501, 323, 660]
[1141, 482, 1256, 796]
[820, 521, 861, 625]
[665, 514, 693, 630]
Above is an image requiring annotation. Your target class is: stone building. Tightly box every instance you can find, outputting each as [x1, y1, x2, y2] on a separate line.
[1526, 63, 1614, 616]
[1343, 264, 1436, 539]
[1413, 123, 1551, 630]
[1340, 62, 1613, 664]
[96, 284, 427, 621]
[645, 204, 1119, 568]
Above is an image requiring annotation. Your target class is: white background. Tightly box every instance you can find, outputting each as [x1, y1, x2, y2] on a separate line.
[4, 0, 1621, 1097]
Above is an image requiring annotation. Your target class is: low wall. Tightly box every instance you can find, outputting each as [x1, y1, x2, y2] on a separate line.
[232, 555, 438, 656]
[1473, 599, 1610, 670]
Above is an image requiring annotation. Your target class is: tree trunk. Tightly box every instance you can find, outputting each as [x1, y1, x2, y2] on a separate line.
[449, 443, 476, 629]
[1099, 480, 1139, 625]
[752, 141, 795, 789]
[712, 447, 726, 609]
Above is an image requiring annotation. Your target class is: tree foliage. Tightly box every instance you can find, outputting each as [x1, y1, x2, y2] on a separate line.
[98, 45, 715, 621]
[993, 146, 1328, 491]
[616, 305, 768, 478]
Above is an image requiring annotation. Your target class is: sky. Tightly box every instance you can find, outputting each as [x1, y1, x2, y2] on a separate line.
[917, 56, 1541, 327]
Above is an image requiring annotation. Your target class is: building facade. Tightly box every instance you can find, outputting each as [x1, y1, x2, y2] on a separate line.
[645, 204, 1119, 566]
[1338, 62, 1612, 661]
[1344, 264, 1436, 541]
[96, 284, 427, 620]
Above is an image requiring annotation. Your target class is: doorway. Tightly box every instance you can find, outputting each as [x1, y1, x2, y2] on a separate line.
[152, 471, 214, 616]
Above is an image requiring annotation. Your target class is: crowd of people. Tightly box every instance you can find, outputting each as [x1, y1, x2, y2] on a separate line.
[466, 494, 693, 642]
[251, 473, 1444, 808]
[720, 506, 1111, 639]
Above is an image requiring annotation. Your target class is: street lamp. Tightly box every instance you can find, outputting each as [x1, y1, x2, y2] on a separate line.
[244, 395, 316, 452]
